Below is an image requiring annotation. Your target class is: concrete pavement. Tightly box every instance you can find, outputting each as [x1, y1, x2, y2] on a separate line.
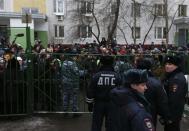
[0, 113, 189, 131]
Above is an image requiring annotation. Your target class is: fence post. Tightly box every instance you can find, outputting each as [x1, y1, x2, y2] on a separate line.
[25, 22, 34, 115]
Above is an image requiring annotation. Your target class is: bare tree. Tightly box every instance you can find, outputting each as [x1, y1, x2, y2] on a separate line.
[164, 0, 169, 46]
[64, 0, 187, 45]
[91, 12, 101, 44]
[117, 25, 128, 44]
[118, 0, 157, 45]
[141, 2, 157, 45]
[91, 0, 101, 44]
[81, 0, 121, 44]
[117, 1, 132, 44]
[132, 0, 137, 45]
[107, 0, 121, 43]
[142, 15, 157, 45]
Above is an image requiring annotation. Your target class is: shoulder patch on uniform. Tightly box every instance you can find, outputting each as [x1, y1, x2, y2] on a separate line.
[172, 84, 178, 92]
[144, 118, 153, 131]
[137, 102, 144, 108]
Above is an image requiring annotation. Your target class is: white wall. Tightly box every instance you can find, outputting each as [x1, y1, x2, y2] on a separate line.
[34, 21, 48, 31]
[10, 18, 34, 29]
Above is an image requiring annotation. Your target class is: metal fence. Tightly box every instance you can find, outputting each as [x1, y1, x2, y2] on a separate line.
[0, 53, 189, 116]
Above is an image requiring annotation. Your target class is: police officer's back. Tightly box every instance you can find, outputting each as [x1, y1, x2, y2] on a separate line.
[110, 69, 155, 131]
[86, 55, 120, 131]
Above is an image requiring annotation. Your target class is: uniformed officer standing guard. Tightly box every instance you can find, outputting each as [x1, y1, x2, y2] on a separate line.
[162, 55, 188, 131]
[86, 55, 121, 131]
[110, 69, 155, 131]
[136, 57, 170, 128]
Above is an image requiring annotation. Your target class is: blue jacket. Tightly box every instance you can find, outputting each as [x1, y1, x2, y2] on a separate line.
[110, 87, 155, 131]
[145, 72, 170, 126]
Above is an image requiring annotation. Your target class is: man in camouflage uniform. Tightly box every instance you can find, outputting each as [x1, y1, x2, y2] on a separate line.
[61, 55, 80, 116]
[114, 56, 133, 84]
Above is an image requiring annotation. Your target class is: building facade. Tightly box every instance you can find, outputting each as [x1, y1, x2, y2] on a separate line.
[0, 0, 189, 48]
[47, 0, 189, 46]
[0, 0, 47, 49]
[174, 0, 189, 46]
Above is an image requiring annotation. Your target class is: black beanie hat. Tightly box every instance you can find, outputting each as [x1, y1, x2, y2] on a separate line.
[100, 55, 114, 66]
[124, 69, 148, 84]
[164, 55, 180, 66]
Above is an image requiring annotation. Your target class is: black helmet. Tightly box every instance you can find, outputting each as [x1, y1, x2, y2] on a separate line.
[124, 69, 148, 84]
[100, 55, 114, 66]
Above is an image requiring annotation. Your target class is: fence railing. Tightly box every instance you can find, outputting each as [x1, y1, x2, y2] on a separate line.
[0, 53, 189, 116]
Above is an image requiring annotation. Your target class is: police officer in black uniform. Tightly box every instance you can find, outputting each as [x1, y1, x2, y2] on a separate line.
[110, 69, 155, 131]
[136, 57, 170, 128]
[86, 55, 121, 131]
[162, 55, 188, 131]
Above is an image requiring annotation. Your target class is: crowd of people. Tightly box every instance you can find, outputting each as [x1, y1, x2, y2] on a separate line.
[0, 38, 188, 131]
[31, 39, 189, 56]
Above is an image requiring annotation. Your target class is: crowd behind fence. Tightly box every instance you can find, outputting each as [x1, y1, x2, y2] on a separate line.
[1, 41, 189, 115]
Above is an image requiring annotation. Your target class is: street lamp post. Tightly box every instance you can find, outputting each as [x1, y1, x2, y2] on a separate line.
[12, 33, 24, 45]
[26, 13, 31, 53]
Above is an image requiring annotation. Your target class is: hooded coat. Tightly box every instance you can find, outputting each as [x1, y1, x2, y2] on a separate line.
[109, 87, 155, 131]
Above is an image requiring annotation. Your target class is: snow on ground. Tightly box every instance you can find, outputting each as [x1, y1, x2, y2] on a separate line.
[0, 117, 55, 131]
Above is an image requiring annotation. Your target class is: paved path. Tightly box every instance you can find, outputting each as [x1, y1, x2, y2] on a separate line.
[0, 113, 189, 131]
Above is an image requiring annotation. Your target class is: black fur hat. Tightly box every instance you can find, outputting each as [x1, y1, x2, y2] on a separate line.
[136, 57, 153, 70]
[124, 69, 148, 84]
[100, 55, 114, 66]
[164, 55, 181, 66]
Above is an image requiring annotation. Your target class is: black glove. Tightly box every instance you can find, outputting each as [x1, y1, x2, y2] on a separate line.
[88, 103, 93, 112]
[159, 117, 172, 125]
[159, 117, 166, 125]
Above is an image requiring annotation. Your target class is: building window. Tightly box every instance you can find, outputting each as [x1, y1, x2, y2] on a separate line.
[155, 27, 166, 39]
[0, 0, 4, 11]
[79, 25, 92, 38]
[131, 3, 141, 17]
[22, 8, 30, 14]
[54, 0, 64, 14]
[132, 27, 141, 39]
[178, 5, 187, 17]
[80, 1, 93, 14]
[31, 8, 39, 14]
[154, 4, 165, 16]
[55, 25, 64, 38]
[22, 8, 39, 14]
